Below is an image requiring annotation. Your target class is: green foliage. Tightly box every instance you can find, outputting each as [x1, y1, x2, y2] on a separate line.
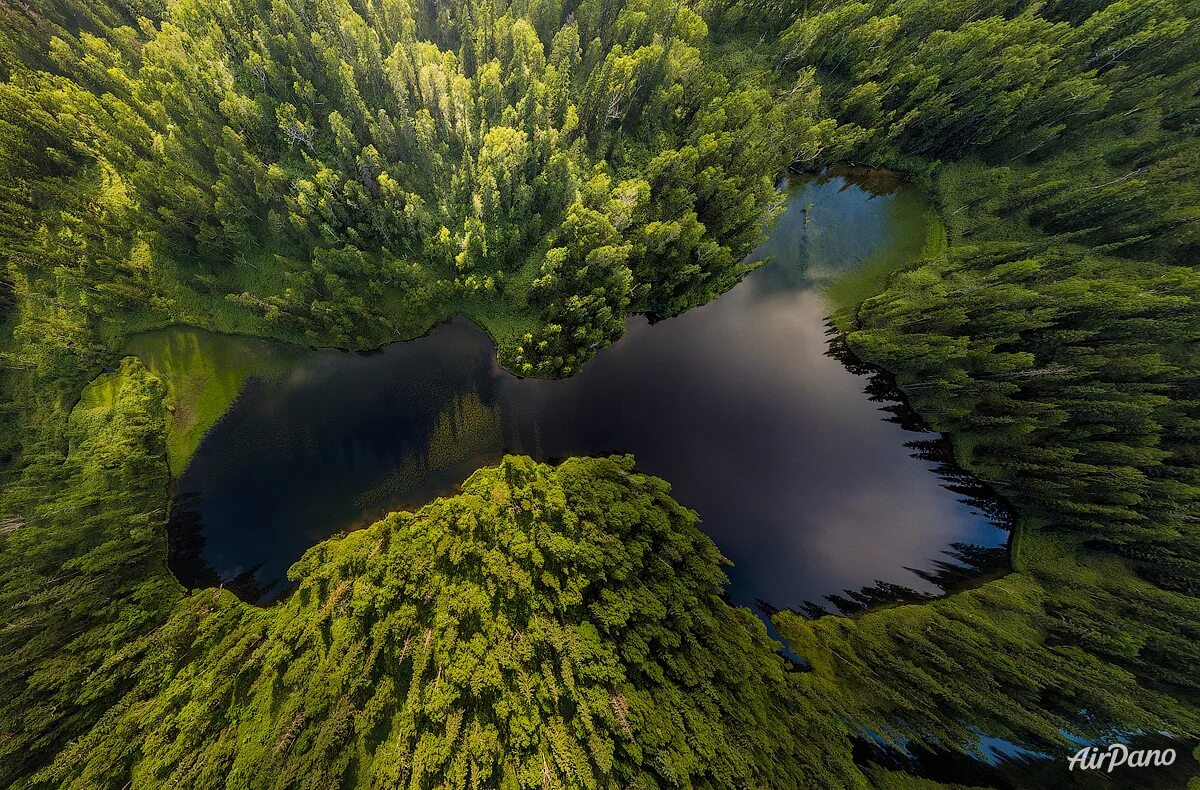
[0, 0, 821, 386]
[25, 456, 866, 789]
[0, 359, 180, 782]
[1, 0, 1199, 787]
[762, 0, 1200, 773]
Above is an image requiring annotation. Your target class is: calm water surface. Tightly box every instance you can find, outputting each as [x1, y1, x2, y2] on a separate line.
[153, 170, 1009, 608]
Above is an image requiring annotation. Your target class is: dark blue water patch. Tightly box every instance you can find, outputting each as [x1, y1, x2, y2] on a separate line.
[161, 170, 1011, 609]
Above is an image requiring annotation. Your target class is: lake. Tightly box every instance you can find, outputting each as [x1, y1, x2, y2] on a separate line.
[147, 168, 1010, 610]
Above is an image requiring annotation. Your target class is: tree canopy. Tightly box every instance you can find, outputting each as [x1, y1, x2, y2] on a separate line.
[1, 0, 1199, 787]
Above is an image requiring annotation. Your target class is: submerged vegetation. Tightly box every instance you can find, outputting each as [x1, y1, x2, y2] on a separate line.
[0, 0, 1198, 787]
[124, 327, 303, 473]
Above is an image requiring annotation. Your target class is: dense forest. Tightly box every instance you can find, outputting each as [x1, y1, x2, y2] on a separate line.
[0, 0, 1198, 787]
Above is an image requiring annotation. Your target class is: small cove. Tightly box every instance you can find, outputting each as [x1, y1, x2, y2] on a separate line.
[139, 168, 1011, 610]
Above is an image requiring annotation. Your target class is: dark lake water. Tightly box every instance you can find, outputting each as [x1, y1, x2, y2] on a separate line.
[154, 169, 1010, 610]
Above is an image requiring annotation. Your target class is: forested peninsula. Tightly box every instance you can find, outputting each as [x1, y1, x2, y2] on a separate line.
[1, 0, 1198, 787]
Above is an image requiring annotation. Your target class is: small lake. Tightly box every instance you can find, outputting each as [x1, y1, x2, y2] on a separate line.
[150, 168, 1010, 610]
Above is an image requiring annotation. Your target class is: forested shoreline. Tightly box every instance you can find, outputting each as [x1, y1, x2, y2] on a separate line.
[1, 0, 1198, 787]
